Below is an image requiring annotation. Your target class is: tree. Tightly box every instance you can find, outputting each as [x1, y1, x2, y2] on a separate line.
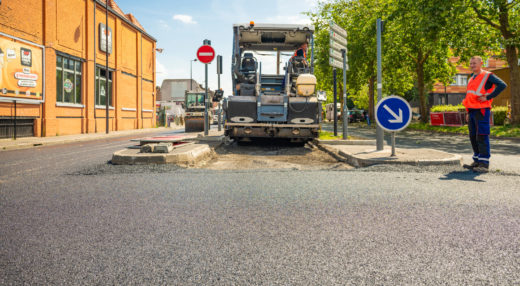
[308, 0, 412, 122]
[385, 0, 476, 122]
[470, 0, 520, 124]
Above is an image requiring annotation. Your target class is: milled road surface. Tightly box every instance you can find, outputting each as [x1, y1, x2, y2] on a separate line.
[202, 140, 351, 170]
[1, 130, 519, 284]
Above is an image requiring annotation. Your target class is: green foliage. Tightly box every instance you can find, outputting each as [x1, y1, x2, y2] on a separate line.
[319, 130, 350, 140]
[430, 104, 465, 112]
[492, 106, 508, 125]
[409, 122, 469, 135]
[349, 85, 372, 110]
[429, 105, 508, 125]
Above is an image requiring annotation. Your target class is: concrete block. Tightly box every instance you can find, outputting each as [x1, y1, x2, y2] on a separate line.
[140, 144, 156, 153]
[153, 143, 174, 153]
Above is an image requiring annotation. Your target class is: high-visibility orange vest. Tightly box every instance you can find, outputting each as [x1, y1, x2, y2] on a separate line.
[293, 48, 306, 59]
[462, 70, 495, 109]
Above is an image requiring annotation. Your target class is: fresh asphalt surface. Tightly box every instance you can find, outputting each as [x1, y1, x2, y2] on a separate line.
[1, 126, 519, 284]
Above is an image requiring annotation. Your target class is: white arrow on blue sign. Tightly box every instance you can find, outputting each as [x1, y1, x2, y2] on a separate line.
[375, 95, 412, 132]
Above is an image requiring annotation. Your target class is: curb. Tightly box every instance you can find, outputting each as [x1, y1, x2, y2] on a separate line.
[315, 142, 462, 168]
[112, 144, 213, 165]
[111, 139, 223, 166]
[313, 138, 375, 145]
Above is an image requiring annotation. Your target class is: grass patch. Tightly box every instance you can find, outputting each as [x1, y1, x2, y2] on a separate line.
[319, 130, 352, 140]
[408, 122, 520, 138]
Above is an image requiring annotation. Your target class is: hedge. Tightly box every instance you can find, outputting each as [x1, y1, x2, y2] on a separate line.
[430, 104, 508, 125]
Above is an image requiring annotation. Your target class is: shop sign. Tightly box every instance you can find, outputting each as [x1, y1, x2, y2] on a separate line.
[6, 49, 16, 59]
[99, 23, 113, 54]
[64, 79, 74, 93]
[15, 72, 38, 81]
[18, 79, 37, 88]
[20, 48, 32, 67]
[0, 34, 43, 101]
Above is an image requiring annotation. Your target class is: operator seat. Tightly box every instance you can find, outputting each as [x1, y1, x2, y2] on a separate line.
[240, 53, 257, 82]
[287, 56, 310, 95]
[238, 52, 257, 96]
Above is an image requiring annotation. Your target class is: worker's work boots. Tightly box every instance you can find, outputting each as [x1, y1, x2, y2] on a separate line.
[473, 162, 489, 173]
[463, 161, 479, 169]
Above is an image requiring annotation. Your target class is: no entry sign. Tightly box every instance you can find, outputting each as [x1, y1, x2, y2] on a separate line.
[197, 45, 215, 64]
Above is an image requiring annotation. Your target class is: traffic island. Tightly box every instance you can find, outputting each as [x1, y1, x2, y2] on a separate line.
[316, 143, 462, 167]
[111, 143, 215, 165]
[112, 129, 225, 165]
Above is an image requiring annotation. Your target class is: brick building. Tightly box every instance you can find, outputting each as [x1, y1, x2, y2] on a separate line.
[0, 0, 156, 138]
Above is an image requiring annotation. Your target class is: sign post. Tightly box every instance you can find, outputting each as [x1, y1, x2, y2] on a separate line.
[376, 18, 384, 150]
[196, 41, 215, 136]
[216, 55, 222, 131]
[375, 96, 412, 156]
[329, 21, 348, 139]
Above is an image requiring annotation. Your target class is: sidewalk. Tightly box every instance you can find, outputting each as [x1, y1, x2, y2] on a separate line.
[0, 125, 185, 152]
[313, 139, 462, 168]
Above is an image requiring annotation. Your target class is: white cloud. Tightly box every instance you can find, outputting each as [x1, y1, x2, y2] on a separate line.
[173, 14, 197, 25]
[158, 19, 170, 31]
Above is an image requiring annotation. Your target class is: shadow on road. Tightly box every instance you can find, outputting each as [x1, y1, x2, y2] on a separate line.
[439, 170, 486, 182]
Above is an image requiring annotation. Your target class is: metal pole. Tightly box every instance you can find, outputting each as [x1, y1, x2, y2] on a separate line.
[105, 1, 109, 134]
[276, 50, 280, 75]
[333, 68, 337, 136]
[218, 74, 221, 132]
[217, 55, 222, 131]
[204, 63, 208, 136]
[342, 49, 348, 139]
[13, 100, 17, 140]
[190, 60, 193, 91]
[391, 132, 396, 156]
[376, 18, 384, 150]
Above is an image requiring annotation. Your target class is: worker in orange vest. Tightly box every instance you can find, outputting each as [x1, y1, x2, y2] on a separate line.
[292, 43, 308, 66]
[462, 56, 506, 173]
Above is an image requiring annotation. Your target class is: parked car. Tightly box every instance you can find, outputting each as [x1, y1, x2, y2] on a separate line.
[348, 110, 365, 123]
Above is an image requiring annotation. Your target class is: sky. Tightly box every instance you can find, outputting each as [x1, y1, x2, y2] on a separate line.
[116, 0, 320, 96]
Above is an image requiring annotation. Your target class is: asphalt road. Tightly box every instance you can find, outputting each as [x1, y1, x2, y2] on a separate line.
[1, 129, 519, 284]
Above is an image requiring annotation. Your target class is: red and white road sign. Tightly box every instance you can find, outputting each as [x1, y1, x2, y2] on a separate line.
[196, 45, 215, 64]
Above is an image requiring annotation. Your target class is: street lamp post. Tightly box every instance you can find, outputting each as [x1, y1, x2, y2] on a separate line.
[190, 59, 197, 91]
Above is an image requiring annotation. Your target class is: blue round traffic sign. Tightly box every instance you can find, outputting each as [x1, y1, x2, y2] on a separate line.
[375, 96, 412, 132]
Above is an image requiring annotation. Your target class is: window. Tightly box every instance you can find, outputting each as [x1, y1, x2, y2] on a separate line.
[450, 74, 468, 86]
[56, 55, 82, 104]
[95, 67, 113, 106]
[439, 94, 449, 105]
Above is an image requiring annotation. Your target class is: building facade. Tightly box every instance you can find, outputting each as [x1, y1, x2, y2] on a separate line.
[0, 0, 156, 138]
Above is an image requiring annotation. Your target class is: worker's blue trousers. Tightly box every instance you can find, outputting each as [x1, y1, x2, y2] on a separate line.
[468, 108, 491, 165]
